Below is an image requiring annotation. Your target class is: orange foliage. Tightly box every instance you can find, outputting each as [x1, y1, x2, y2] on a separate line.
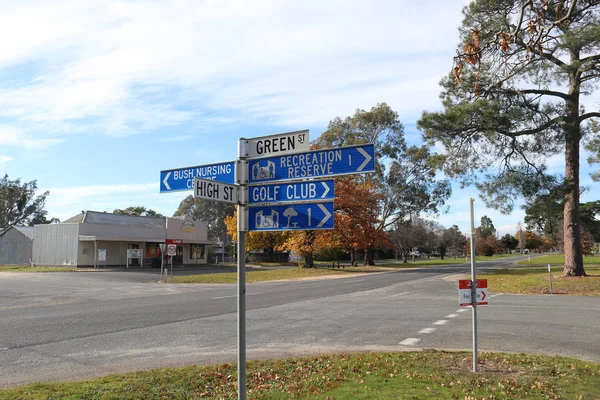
[333, 177, 389, 254]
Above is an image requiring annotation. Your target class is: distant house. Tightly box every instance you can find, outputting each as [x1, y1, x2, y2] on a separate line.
[32, 211, 210, 268]
[0, 226, 34, 265]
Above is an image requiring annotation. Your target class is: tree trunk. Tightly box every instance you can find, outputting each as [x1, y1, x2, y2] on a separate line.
[364, 248, 375, 265]
[563, 68, 585, 277]
[304, 253, 315, 268]
[350, 248, 356, 266]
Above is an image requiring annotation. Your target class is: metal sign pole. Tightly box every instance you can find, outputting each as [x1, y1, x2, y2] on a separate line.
[237, 207, 247, 400]
[237, 139, 248, 400]
[469, 198, 478, 372]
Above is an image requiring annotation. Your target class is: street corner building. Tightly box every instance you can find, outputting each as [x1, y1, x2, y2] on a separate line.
[0, 226, 34, 265]
[31, 211, 211, 268]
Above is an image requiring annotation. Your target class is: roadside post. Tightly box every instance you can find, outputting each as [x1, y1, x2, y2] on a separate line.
[457, 199, 491, 371]
[548, 264, 553, 294]
[469, 198, 478, 372]
[160, 129, 375, 400]
[159, 243, 166, 281]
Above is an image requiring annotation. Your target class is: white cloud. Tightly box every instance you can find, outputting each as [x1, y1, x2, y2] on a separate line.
[0, 0, 469, 138]
[154, 135, 194, 142]
[0, 155, 14, 165]
[0, 125, 63, 149]
[44, 183, 157, 207]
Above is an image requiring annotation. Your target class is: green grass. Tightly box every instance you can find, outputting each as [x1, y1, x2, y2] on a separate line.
[482, 264, 600, 296]
[377, 254, 516, 267]
[170, 266, 387, 284]
[2, 351, 598, 399]
[0, 265, 77, 272]
[517, 254, 600, 265]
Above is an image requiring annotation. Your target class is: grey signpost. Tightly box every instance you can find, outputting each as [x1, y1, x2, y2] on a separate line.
[469, 198, 478, 372]
[161, 131, 375, 400]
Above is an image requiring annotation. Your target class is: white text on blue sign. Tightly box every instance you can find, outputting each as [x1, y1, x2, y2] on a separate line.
[248, 202, 334, 231]
[248, 144, 374, 184]
[249, 180, 334, 205]
[160, 161, 235, 192]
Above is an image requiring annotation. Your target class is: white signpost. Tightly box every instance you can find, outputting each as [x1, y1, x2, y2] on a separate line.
[159, 243, 166, 280]
[126, 249, 143, 269]
[167, 244, 176, 256]
[241, 129, 309, 159]
[194, 177, 238, 204]
[458, 279, 488, 306]
[159, 129, 375, 400]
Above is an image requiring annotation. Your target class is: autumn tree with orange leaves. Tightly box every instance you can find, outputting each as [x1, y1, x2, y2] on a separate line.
[224, 208, 289, 262]
[333, 177, 389, 265]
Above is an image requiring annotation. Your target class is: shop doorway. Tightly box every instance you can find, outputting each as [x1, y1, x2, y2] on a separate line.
[174, 246, 183, 266]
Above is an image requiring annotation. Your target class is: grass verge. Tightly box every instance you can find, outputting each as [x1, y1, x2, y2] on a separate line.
[2, 351, 599, 399]
[517, 254, 599, 265]
[483, 264, 600, 296]
[0, 266, 77, 272]
[170, 266, 387, 284]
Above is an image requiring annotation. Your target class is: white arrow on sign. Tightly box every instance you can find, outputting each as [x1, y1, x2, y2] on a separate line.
[321, 181, 330, 198]
[163, 172, 171, 190]
[316, 203, 332, 228]
[357, 147, 372, 171]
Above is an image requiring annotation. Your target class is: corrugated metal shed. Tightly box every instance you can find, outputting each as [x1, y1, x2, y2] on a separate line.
[13, 226, 34, 238]
[0, 226, 34, 265]
[32, 224, 79, 266]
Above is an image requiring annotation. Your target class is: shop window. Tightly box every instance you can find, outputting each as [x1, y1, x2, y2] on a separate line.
[190, 244, 205, 260]
[145, 243, 159, 258]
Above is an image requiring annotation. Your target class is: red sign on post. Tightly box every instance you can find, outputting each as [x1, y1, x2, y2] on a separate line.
[166, 239, 183, 244]
[167, 244, 177, 256]
[458, 279, 488, 306]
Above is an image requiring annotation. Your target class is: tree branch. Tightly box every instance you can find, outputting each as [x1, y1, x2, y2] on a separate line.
[497, 115, 564, 137]
[580, 53, 600, 65]
[508, 88, 569, 100]
[580, 112, 600, 122]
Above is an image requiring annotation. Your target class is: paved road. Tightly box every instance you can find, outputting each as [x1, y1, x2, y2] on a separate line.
[1, 257, 599, 387]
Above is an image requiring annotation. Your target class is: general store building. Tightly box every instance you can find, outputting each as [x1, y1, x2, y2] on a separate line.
[32, 211, 210, 268]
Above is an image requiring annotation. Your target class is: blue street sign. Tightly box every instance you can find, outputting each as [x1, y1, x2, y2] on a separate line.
[248, 202, 334, 231]
[248, 179, 334, 205]
[160, 161, 235, 193]
[248, 144, 374, 184]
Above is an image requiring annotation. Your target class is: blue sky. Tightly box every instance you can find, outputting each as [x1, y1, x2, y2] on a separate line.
[0, 0, 598, 237]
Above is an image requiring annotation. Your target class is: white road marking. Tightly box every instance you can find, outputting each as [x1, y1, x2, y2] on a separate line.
[456, 309, 468, 313]
[433, 320, 449, 325]
[445, 314, 458, 318]
[0, 348, 8, 351]
[387, 291, 409, 298]
[399, 338, 421, 346]
[344, 279, 365, 284]
[212, 295, 235, 300]
[418, 328, 436, 334]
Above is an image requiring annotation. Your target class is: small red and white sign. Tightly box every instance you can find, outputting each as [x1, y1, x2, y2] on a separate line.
[166, 239, 183, 244]
[167, 244, 177, 256]
[458, 279, 488, 306]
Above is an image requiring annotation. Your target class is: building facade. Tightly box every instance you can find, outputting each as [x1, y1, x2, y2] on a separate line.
[32, 211, 210, 267]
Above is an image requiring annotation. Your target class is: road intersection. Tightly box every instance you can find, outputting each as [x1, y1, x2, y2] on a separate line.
[1, 258, 598, 387]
